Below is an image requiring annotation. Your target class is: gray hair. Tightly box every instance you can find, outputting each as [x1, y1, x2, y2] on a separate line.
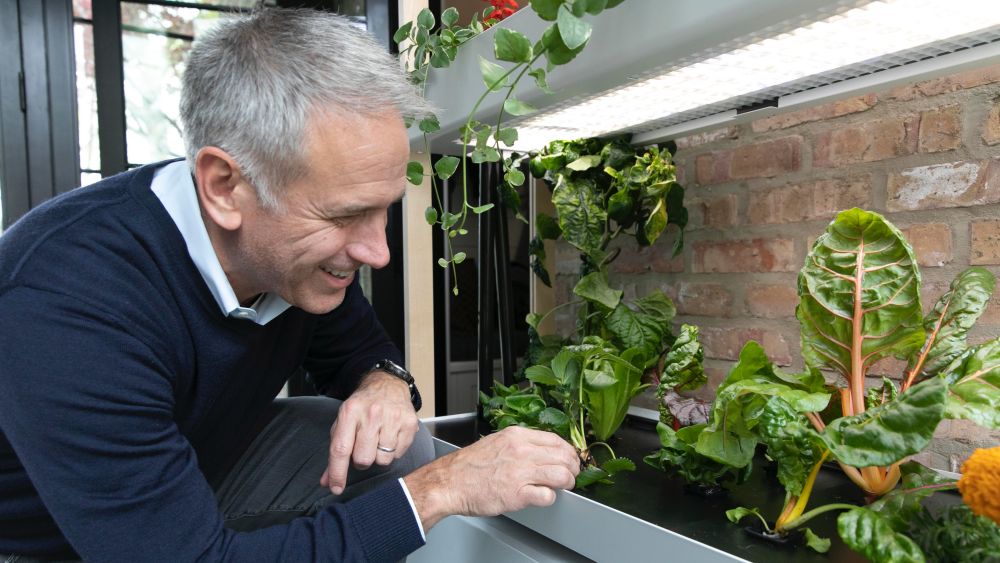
[180, 8, 433, 209]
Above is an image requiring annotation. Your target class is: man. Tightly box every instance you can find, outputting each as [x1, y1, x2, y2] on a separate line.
[0, 8, 579, 562]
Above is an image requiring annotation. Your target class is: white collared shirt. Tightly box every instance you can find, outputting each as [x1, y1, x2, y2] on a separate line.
[151, 161, 291, 325]
[150, 161, 426, 540]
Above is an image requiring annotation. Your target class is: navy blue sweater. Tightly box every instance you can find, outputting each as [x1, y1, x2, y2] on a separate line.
[0, 163, 423, 561]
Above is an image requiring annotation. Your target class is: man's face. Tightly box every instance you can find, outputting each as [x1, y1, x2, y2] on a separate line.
[231, 109, 410, 314]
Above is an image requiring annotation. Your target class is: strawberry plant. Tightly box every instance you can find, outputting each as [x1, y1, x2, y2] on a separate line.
[648, 209, 1000, 560]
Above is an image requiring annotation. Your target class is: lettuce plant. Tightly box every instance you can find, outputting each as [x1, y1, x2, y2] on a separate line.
[481, 136, 703, 488]
[651, 209, 1000, 559]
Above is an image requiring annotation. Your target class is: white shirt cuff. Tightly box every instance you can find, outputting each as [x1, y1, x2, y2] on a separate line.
[398, 477, 427, 541]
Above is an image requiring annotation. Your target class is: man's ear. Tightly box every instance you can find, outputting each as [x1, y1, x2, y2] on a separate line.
[194, 147, 252, 232]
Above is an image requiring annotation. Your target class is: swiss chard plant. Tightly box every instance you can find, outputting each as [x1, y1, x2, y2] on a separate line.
[481, 136, 703, 488]
[649, 208, 1000, 560]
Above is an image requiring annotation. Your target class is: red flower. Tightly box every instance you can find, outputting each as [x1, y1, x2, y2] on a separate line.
[484, 0, 519, 26]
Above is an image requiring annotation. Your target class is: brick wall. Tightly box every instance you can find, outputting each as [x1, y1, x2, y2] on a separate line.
[552, 64, 1000, 470]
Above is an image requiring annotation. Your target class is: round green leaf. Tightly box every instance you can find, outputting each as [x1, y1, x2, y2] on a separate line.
[437, 257, 448, 268]
[418, 115, 441, 133]
[505, 168, 525, 187]
[416, 8, 435, 30]
[494, 28, 533, 63]
[531, 0, 562, 21]
[406, 161, 424, 185]
[441, 6, 459, 27]
[434, 155, 460, 180]
[393, 21, 413, 44]
[453, 251, 467, 264]
[496, 127, 518, 147]
[479, 56, 508, 91]
[424, 206, 438, 225]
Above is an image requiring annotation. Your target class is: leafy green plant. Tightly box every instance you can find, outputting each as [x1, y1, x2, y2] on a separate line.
[396, 0, 627, 293]
[481, 135, 701, 487]
[649, 208, 1000, 560]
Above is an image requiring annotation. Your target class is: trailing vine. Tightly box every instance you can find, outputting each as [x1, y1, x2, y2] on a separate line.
[395, 0, 627, 294]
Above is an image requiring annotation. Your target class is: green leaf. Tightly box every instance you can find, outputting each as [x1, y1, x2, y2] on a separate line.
[725, 506, 770, 531]
[406, 161, 424, 185]
[541, 25, 586, 66]
[505, 168, 525, 186]
[494, 28, 533, 63]
[525, 365, 559, 386]
[531, 0, 562, 21]
[556, 5, 592, 50]
[646, 423, 751, 488]
[424, 206, 438, 225]
[866, 461, 955, 531]
[525, 312, 543, 330]
[416, 8, 435, 30]
[453, 251, 467, 264]
[797, 209, 924, 384]
[635, 291, 676, 323]
[757, 397, 823, 496]
[528, 67, 554, 94]
[393, 21, 413, 44]
[479, 56, 508, 91]
[470, 147, 501, 164]
[584, 368, 616, 390]
[601, 457, 635, 475]
[909, 267, 995, 379]
[566, 154, 602, 171]
[429, 48, 450, 68]
[803, 528, 831, 554]
[496, 127, 518, 147]
[581, 0, 608, 15]
[575, 466, 610, 488]
[573, 271, 622, 310]
[537, 407, 571, 437]
[942, 338, 1000, 429]
[660, 325, 705, 391]
[551, 348, 581, 387]
[434, 155, 460, 180]
[503, 98, 537, 116]
[607, 189, 634, 224]
[536, 213, 561, 240]
[642, 197, 668, 246]
[551, 175, 606, 254]
[604, 304, 663, 360]
[837, 508, 926, 563]
[437, 257, 448, 268]
[821, 376, 947, 467]
[418, 115, 440, 133]
[441, 6, 459, 27]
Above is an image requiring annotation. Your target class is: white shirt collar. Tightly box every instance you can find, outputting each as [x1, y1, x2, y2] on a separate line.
[150, 161, 291, 325]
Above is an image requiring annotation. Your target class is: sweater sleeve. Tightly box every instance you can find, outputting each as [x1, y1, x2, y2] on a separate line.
[304, 277, 405, 400]
[0, 286, 423, 562]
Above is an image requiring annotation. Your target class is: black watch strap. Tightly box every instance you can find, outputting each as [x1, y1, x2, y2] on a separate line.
[369, 359, 422, 411]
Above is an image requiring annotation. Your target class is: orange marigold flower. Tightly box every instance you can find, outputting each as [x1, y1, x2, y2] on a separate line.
[958, 446, 1000, 525]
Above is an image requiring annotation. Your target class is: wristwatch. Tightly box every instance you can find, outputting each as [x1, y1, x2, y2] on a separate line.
[368, 359, 422, 411]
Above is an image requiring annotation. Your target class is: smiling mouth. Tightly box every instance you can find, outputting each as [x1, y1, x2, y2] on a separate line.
[319, 265, 354, 280]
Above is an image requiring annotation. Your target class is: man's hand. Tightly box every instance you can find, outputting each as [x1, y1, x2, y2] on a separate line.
[402, 426, 580, 531]
[320, 370, 418, 494]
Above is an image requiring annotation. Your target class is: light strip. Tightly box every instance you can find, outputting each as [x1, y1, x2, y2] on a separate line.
[502, 0, 1000, 151]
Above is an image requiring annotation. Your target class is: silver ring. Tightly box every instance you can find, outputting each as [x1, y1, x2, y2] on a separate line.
[377, 445, 396, 453]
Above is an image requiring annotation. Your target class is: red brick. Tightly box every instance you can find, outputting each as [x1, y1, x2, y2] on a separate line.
[651, 249, 685, 273]
[984, 101, 1000, 146]
[971, 219, 1000, 265]
[611, 241, 655, 274]
[700, 194, 738, 229]
[695, 152, 732, 186]
[813, 116, 918, 167]
[751, 94, 878, 132]
[887, 159, 1000, 211]
[745, 284, 799, 318]
[975, 289, 1000, 326]
[888, 65, 1000, 101]
[676, 283, 734, 317]
[868, 356, 908, 379]
[675, 127, 738, 149]
[730, 136, 802, 180]
[918, 105, 962, 153]
[901, 224, 952, 267]
[700, 327, 792, 365]
[747, 176, 871, 225]
[693, 238, 797, 273]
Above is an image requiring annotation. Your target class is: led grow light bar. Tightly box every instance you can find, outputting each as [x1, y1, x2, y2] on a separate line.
[504, 0, 1000, 151]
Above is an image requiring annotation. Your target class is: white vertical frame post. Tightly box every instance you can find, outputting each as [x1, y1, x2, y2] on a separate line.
[399, 0, 435, 416]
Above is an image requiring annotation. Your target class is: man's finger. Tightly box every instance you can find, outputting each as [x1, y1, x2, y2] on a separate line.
[326, 417, 358, 495]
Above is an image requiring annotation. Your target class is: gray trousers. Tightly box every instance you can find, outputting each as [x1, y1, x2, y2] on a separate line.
[3, 396, 436, 562]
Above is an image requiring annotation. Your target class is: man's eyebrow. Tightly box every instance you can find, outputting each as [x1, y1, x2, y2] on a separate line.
[334, 194, 405, 215]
